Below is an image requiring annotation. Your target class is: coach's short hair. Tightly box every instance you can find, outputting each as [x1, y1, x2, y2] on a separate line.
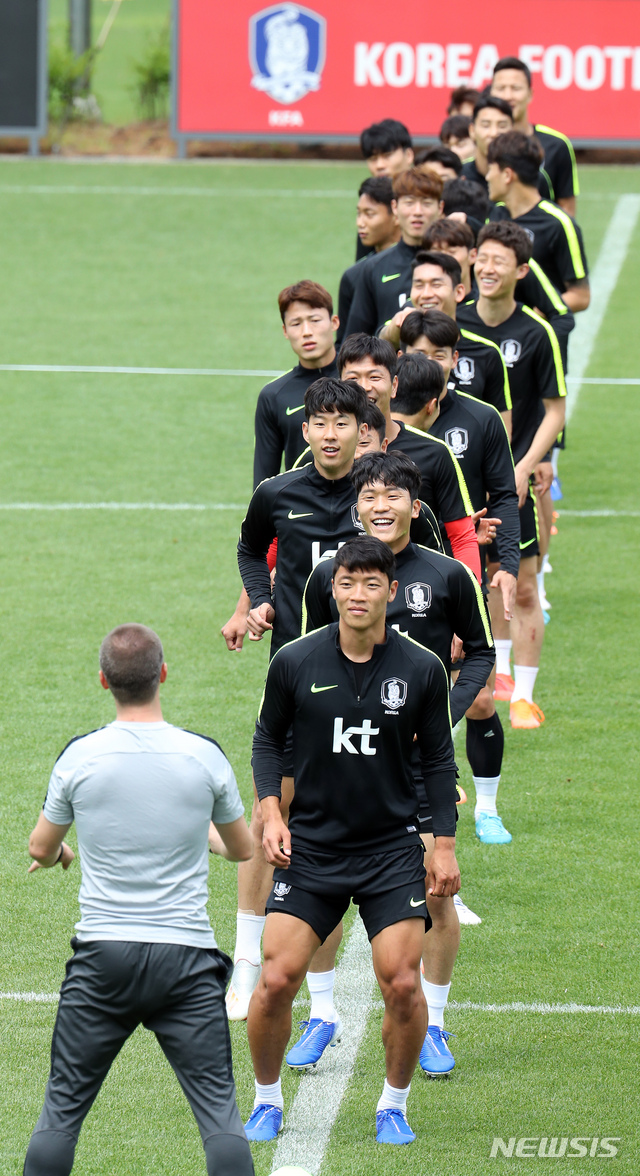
[399, 308, 460, 350]
[358, 175, 395, 210]
[332, 535, 396, 584]
[278, 281, 333, 322]
[304, 376, 368, 423]
[493, 56, 532, 88]
[360, 118, 412, 158]
[99, 624, 164, 705]
[472, 95, 514, 123]
[351, 451, 422, 502]
[487, 131, 543, 188]
[394, 353, 445, 415]
[338, 334, 398, 380]
[360, 399, 387, 444]
[393, 167, 444, 202]
[412, 249, 463, 289]
[477, 220, 532, 266]
[414, 146, 462, 176]
[423, 218, 475, 251]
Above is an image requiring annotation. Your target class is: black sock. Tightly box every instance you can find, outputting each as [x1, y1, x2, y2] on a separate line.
[466, 713, 504, 778]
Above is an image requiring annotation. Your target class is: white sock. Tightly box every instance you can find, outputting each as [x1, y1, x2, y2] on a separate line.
[234, 912, 265, 966]
[473, 775, 500, 818]
[536, 569, 545, 594]
[551, 448, 559, 477]
[511, 665, 539, 705]
[254, 1078, 283, 1110]
[420, 978, 451, 1030]
[376, 1079, 410, 1113]
[307, 969, 337, 1022]
[495, 639, 512, 677]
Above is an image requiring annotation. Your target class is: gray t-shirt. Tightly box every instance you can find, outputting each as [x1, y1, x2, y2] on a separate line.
[43, 720, 244, 948]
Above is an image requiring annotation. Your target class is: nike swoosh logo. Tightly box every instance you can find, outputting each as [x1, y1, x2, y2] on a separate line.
[285, 404, 305, 416]
[310, 683, 338, 693]
[409, 897, 426, 907]
[288, 510, 313, 519]
[381, 273, 401, 283]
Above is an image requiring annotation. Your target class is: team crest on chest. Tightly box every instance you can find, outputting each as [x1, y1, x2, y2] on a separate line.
[445, 426, 468, 457]
[405, 582, 432, 612]
[500, 338, 522, 366]
[454, 355, 475, 384]
[381, 677, 408, 710]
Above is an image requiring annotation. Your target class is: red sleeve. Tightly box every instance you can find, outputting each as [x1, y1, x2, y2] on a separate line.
[266, 537, 278, 572]
[444, 517, 481, 583]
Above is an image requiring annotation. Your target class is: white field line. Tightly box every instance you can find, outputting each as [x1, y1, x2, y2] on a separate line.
[271, 918, 377, 1175]
[0, 184, 353, 199]
[0, 502, 245, 511]
[567, 194, 640, 422]
[558, 509, 640, 518]
[0, 364, 283, 377]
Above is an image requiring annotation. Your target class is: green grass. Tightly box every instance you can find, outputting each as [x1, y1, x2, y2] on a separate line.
[1, 161, 639, 1174]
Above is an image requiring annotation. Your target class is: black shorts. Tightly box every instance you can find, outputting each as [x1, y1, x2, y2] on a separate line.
[519, 489, 540, 558]
[266, 842, 428, 943]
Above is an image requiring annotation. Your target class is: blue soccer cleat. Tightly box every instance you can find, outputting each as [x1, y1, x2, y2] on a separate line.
[419, 1026, 455, 1075]
[376, 1108, 416, 1144]
[286, 1017, 343, 1069]
[244, 1103, 283, 1141]
[475, 812, 512, 844]
[550, 477, 563, 501]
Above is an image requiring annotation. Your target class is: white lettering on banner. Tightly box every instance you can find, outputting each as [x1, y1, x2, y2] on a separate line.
[269, 110, 304, 126]
[333, 717, 379, 755]
[353, 41, 640, 92]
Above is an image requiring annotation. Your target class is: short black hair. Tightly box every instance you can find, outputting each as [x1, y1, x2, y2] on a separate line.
[358, 175, 394, 210]
[400, 308, 460, 350]
[305, 376, 368, 424]
[332, 535, 396, 584]
[360, 118, 412, 158]
[477, 221, 532, 266]
[472, 95, 514, 122]
[351, 450, 422, 502]
[493, 56, 532, 88]
[447, 85, 482, 115]
[414, 146, 462, 175]
[423, 217, 476, 251]
[412, 249, 463, 288]
[487, 130, 544, 188]
[360, 399, 387, 444]
[393, 353, 445, 415]
[441, 177, 491, 225]
[440, 114, 471, 144]
[338, 334, 398, 380]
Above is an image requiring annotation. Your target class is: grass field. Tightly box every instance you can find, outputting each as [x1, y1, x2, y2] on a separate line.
[0, 158, 639, 1175]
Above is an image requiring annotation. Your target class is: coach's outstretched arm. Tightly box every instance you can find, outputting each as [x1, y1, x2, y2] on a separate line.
[208, 818, 253, 862]
[28, 814, 74, 872]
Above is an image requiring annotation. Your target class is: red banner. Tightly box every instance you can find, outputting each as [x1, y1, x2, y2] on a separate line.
[174, 0, 640, 142]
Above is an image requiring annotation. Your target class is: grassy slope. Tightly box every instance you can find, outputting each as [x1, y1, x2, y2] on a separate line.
[0, 162, 639, 1174]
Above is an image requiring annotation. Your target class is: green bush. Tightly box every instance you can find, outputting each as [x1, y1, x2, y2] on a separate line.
[132, 25, 170, 120]
[49, 42, 96, 123]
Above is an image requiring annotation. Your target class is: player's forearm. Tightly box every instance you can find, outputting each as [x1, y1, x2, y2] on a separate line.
[237, 543, 273, 609]
[252, 728, 286, 801]
[449, 648, 496, 726]
[443, 517, 482, 582]
[562, 282, 590, 312]
[519, 402, 566, 476]
[488, 490, 521, 578]
[379, 320, 401, 347]
[420, 770, 458, 838]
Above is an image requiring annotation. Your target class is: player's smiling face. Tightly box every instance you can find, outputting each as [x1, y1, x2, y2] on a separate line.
[341, 359, 396, 417]
[475, 240, 524, 298]
[472, 108, 513, 157]
[410, 265, 461, 317]
[491, 69, 532, 124]
[302, 409, 363, 478]
[357, 194, 396, 248]
[404, 337, 457, 383]
[332, 566, 398, 630]
[357, 481, 420, 551]
[393, 195, 442, 245]
[283, 301, 338, 367]
[366, 147, 414, 178]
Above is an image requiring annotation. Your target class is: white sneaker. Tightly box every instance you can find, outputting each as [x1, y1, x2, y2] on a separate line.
[538, 586, 552, 610]
[453, 894, 482, 925]
[542, 554, 553, 574]
[225, 959, 261, 1021]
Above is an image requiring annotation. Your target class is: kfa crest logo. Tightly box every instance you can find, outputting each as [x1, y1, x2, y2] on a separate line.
[381, 677, 408, 709]
[445, 426, 468, 457]
[522, 226, 535, 244]
[351, 502, 365, 531]
[454, 355, 475, 385]
[405, 582, 431, 613]
[500, 338, 522, 366]
[273, 881, 291, 899]
[249, 4, 326, 105]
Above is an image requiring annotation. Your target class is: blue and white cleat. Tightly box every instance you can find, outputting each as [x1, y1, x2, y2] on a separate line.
[419, 1026, 455, 1075]
[550, 477, 563, 501]
[376, 1108, 416, 1144]
[475, 812, 512, 844]
[244, 1103, 283, 1141]
[286, 1017, 343, 1069]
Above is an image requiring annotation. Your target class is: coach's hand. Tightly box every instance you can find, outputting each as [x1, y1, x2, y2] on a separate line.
[490, 568, 517, 622]
[260, 798, 291, 868]
[427, 837, 460, 898]
[28, 843, 75, 873]
[221, 609, 250, 651]
[246, 603, 275, 641]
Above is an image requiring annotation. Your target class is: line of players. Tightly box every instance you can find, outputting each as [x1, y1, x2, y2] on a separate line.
[220, 58, 590, 1145]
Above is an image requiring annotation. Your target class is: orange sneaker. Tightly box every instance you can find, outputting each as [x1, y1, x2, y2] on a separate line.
[493, 673, 515, 701]
[510, 699, 545, 729]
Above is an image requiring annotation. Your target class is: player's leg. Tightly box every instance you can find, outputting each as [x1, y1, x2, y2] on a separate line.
[536, 489, 554, 614]
[418, 831, 459, 1075]
[465, 671, 511, 844]
[487, 553, 515, 700]
[226, 772, 294, 1020]
[147, 945, 254, 1176]
[23, 941, 139, 1176]
[286, 921, 344, 1070]
[510, 495, 545, 728]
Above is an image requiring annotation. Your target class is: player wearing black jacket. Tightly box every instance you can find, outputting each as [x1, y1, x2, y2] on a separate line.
[246, 536, 459, 1146]
[337, 177, 400, 346]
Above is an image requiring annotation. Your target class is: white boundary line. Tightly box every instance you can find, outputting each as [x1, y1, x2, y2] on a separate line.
[0, 364, 283, 377]
[558, 509, 640, 518]
[0, 502, 245, 511]
[0, 184, 354, 199]
[567, 194, 640, 422]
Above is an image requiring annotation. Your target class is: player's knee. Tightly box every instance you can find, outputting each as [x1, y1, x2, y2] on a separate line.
[466, 686, 494, 720]
[425, 894, 457, 929]
[258, 959, 303, 1006]
[380, 966, 420, 1012]
[515, 576, 538, 611]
